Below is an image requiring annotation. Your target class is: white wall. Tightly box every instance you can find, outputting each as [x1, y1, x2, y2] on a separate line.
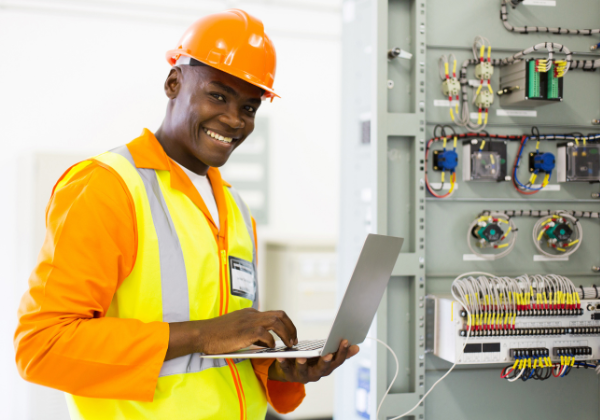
[0, 1, 341, 418]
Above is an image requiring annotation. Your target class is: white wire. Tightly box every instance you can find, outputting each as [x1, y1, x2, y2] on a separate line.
[507, 367, 524, 382]
[364, 337, 400, 419]
[373, 271, 494, 420]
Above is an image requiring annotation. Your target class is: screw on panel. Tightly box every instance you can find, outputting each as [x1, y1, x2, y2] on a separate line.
[593, 266, 600, 273]
[387, 80, 394, 89]
[592, 119, 600, 125]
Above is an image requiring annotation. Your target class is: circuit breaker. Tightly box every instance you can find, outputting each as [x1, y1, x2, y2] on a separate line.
[462, 139, 508, 182]
[557, 142, 600, 182]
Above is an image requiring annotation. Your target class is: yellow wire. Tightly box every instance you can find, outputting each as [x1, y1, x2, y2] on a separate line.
[444, 61, 449, 77]
[453, 59, 457, 75]
[453, 136, 457, 148]
[480, 45, 485, 59]
[487, 46, 491, 60]
[443, 137, 447, 148]
[496, 243, 509, 249]
[484, 111, 489, 125]
[480, 140, 486, 150]
[478, 111, 482, 125]
[537, 229, 545, 241]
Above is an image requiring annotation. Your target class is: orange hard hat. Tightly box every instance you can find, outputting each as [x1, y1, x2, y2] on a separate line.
[166, 9, 279, 100]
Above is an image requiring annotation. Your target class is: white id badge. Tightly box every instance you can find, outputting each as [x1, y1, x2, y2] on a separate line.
[229, 256, 256, 301]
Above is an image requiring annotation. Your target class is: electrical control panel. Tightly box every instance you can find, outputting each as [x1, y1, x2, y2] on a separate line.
[557, 142, 600, 182]
[498, 59, 564, 108]
[428, 296, 600, 365]
[462, 139, 508, 182]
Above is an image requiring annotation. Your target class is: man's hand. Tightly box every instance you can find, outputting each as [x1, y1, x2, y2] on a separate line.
[165, 308, 298, 360]
[267, 340, 359, 384]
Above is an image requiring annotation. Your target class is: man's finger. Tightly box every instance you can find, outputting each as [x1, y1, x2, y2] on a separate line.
[277, 311, 298, 345]
[256, 327, 276, 348]
[312, 353, 333, 377]
[330, 340, 350, 368]
[346, 345, 360, 359]
[278, 358, 296, 380]
[267, 316, 295, 347]
[296, 358, 308, 381]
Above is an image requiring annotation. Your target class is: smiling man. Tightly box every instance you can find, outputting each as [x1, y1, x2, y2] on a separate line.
[14, 8, 358, 420]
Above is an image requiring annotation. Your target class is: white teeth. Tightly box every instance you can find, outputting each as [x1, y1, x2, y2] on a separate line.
[204, 129, 232, 143]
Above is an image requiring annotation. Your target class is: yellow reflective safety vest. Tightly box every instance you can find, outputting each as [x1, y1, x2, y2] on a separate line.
[64, 145, 266, 420]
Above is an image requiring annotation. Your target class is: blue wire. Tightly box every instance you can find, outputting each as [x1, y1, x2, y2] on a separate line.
[513, 136, 553, 191]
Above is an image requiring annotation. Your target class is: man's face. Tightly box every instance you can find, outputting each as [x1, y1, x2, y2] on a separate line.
[167, 64, 263, 168]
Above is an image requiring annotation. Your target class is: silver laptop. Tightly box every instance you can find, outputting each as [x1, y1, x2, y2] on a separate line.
[201, 234, 403, 359]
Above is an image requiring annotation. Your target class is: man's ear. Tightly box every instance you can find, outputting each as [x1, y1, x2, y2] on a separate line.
[164, 67, 182, 99]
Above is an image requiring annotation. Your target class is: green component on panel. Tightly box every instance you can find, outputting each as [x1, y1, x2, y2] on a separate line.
[548, 63, 559, 99]
[528, 60, 540, 98]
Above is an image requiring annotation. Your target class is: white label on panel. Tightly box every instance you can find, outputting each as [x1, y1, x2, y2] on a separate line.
[463, 254, 490, 261]
[434, 99, 451, 107]
[497, 109, 537, 117]
[532, 184, 561, 191]
[533, 255, 569, 262]
[468, 79, 481, 87]
[429, 182, 459, 191]
[523, 0, 556, 6]
[470, 112, 482, 120]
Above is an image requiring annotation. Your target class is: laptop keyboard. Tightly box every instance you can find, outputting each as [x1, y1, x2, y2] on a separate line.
[257, 339, 326, 353]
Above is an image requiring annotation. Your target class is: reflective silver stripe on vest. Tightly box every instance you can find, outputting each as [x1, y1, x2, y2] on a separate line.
[110, 146, 245, 376]
[111, 146, 190, 323]
[228, 186, 259, 310]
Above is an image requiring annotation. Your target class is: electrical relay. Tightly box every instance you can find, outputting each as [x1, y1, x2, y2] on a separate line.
[557, 142, 600, 182]
[462, 139, 508, 182]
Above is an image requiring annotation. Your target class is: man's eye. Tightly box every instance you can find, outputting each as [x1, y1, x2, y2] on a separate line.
[212, 94, 225, 101]
[245, 106, 256, 113]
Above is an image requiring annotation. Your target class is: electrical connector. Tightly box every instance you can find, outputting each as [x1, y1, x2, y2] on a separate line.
[475, 62, 494, 80]
[475, 89, 494, 109]
[442, 79, 460, 97]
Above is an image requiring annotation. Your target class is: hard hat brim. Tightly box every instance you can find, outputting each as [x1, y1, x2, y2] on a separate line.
[166, 50, 280, 100]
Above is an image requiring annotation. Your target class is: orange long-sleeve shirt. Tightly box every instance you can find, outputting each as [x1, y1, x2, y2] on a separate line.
[14, 131, 304, 414]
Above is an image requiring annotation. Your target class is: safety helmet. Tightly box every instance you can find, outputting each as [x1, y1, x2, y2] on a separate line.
[166, 9, 279, 100]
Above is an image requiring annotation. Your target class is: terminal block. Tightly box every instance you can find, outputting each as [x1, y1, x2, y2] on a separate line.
[475, 62, 494, 80]
[475, 89, 494, 109]
[553, 347, 592, 357]
[441, 78, 460, 97]
[557, 142, 600, 182]
[462, 139, 508, 182]
[498, 59, 563, 107]
[510, 348, 549, 359]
